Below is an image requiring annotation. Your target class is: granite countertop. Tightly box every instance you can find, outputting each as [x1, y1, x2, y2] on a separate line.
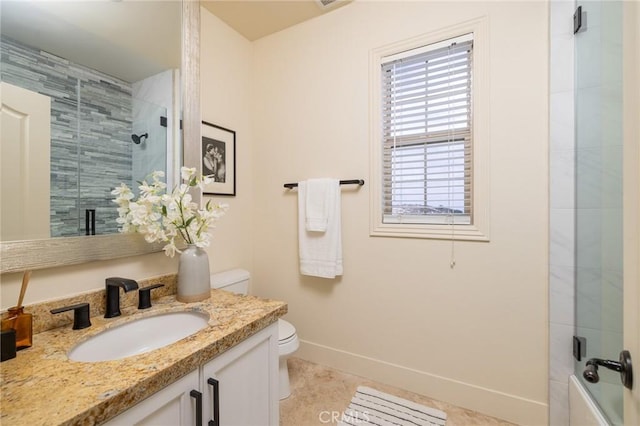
[0, 289, 287, 425]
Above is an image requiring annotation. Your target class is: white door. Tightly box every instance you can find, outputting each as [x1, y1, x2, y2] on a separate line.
[0, 82, 51, 241]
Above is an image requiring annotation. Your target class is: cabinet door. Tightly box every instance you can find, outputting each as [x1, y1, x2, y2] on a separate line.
[103, 369, 199, 426]
[201, 323, 279, 426]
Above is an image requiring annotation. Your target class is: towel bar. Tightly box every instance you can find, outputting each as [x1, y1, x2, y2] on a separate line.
[284, 179, 364, 189]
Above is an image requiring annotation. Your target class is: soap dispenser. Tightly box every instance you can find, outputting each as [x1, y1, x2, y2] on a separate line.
[1, 306, 32, 350]
[1, 271, 33, 350]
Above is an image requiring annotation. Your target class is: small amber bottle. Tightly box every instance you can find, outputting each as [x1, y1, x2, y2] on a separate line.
[1, 307, 33, 350]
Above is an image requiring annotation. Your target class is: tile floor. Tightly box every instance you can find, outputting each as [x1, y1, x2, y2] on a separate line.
[280, 357, 517, 426]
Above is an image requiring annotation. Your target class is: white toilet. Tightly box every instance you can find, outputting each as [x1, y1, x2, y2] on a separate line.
[210, 269, 299, 400]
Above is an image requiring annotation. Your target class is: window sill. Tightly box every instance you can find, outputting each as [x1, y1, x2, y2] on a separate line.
[370, 222, 489, 241]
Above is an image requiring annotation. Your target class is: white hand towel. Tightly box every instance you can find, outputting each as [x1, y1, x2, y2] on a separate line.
[305, 178, 334, 232]
[298, 180, 343, 279]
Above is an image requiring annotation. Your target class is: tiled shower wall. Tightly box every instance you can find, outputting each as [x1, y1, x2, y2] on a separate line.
[1, 36, 132, 237]
[549, 1, 576, 424]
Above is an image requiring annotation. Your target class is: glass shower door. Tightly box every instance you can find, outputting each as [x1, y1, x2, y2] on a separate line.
[574, 0, 624, 424]
[131, 97, 168, 191]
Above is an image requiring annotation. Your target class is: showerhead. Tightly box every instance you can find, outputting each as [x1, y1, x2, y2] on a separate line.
[132, 133, 149, 144]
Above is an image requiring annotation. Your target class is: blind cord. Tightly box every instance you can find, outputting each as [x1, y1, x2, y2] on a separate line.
[447, 43, 456, 269]
[450, 216, 456, 268]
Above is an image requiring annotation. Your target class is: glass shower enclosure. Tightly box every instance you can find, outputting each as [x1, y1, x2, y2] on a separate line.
[574, 0, 624, 424]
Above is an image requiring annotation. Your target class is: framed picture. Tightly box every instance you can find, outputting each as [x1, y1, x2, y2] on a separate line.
[201, 121, 236, 196]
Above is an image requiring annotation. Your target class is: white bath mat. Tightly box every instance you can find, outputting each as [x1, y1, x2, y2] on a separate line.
[339, 386, 447, 426]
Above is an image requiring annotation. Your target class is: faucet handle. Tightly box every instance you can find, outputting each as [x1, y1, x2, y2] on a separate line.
[138, 284, 165, 310]
[51, 303, 91, 330]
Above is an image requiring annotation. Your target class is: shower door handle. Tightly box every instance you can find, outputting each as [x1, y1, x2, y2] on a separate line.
[583, 350, 633, 390]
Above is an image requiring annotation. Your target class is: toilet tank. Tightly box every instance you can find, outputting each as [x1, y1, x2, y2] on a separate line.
[210, 269, 250, 295]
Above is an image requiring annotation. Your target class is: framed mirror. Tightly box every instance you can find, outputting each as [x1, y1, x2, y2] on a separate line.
[0, 1, 201, 273]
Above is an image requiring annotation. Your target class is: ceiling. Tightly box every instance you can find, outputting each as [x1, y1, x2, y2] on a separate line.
[2, 1, 351, 82]
[1, 1, 181, 83]
[201, 0, 353, 41]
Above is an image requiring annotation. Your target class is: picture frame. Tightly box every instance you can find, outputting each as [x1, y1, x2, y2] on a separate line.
[201, 121, 236, 196]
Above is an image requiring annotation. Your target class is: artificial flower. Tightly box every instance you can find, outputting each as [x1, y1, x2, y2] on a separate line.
[112, 167, 228, 257]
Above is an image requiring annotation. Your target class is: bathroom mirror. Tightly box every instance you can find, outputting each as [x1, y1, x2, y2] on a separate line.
[1, 1, 181, 241]
[0, 1, 201, 273]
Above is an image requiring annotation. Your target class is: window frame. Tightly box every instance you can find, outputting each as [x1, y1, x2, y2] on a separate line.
[369, 17, 490, 241]
[382, 34, 473, 226]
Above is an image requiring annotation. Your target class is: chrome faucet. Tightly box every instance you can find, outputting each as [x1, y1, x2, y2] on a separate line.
[104, 277, 139, 318]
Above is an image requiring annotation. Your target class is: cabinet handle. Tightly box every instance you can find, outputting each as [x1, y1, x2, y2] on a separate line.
[207, 377, 220, 426]
[190, 389, 203, 426]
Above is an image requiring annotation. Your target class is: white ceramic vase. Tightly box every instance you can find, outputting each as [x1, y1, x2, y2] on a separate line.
[177, 244, 211, 303]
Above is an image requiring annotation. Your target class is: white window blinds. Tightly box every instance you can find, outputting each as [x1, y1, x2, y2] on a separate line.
[381, 34, 473, 225]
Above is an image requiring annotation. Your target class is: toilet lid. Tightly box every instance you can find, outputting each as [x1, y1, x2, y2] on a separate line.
[278, 319, 296, 341]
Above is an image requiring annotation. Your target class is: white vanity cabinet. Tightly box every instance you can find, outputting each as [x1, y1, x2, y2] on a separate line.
[103, 323, 279, 426]
[201, 323, 279, 426]
[103, 369, 199, 425]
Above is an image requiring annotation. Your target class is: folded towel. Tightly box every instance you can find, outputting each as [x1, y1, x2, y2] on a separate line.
[298, 179, 342, 279]
[305, 178, 334, 232]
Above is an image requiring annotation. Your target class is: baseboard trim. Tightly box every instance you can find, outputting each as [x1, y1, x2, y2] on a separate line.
[297, 339, 548, 425]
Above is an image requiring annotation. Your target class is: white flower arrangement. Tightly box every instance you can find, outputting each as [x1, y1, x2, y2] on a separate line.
[112, 167, 228, 257]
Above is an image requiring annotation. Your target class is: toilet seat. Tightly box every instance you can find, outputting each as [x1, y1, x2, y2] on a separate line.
[277, 319, 299, 359]
[279, 334, 297, 346]
[278, 319, 296, 343]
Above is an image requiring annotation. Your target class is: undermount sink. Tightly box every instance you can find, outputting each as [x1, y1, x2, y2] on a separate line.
[68, 311, 210, 362]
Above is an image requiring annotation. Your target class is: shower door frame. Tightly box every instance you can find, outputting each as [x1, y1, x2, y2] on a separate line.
[622, 1, 639, 423]
[572, 0, 639, 423]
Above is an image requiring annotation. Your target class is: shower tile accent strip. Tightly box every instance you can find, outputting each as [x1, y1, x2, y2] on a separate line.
[1, 36, 132, 237]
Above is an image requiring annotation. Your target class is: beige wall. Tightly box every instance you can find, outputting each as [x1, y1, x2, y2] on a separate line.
[0, 253, 178, 309]
[250, 1, 549, 424]
[200, 8, 254, 274]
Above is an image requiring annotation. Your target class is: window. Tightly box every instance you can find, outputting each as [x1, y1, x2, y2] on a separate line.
[370, 19, 489, 240]
[383, 34, 473, 225]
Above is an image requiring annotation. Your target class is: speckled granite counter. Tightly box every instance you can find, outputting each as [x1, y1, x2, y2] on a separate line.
[0, 290, 287, 425]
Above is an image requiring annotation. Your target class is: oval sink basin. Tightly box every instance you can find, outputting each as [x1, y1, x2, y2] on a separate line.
[68, 311, 210, 362]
